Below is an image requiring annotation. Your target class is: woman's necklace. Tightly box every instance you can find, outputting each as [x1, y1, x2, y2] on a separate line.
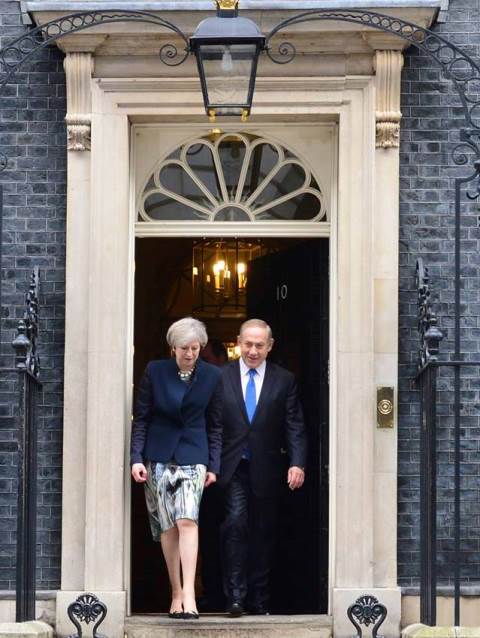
[178, 367, 194, 382]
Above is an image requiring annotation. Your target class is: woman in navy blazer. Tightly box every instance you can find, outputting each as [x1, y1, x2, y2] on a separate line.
[131, 317, 222, 619]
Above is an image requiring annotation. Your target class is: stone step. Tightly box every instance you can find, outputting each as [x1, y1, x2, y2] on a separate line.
[125, 614, 333, 638]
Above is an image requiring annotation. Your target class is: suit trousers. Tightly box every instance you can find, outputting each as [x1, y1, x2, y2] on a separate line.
[199, 483, 225, 608]
[221, 460, 278, 607]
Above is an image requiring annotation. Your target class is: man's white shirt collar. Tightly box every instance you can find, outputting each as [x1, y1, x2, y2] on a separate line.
[239, 357, 266, 380]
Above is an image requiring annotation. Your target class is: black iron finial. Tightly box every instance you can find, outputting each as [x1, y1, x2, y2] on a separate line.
[416, 258, 444, 372]
[11, 267, 40, 377]
[11, 320, 30, 370]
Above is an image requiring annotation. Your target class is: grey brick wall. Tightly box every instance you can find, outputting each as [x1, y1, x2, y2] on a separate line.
[0, 0, 66, 590]
[398, 0, 480, 587]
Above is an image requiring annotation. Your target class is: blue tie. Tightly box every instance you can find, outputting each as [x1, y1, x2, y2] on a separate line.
[245, 368, 257, 423]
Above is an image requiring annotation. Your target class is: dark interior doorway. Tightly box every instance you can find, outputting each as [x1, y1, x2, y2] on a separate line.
[130, 237, 329, 615]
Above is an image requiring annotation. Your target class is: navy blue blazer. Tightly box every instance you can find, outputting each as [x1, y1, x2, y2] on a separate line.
[130, 358, 223, 473]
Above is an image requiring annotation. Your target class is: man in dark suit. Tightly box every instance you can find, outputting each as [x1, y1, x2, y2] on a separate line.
[217, 318, 307, 616]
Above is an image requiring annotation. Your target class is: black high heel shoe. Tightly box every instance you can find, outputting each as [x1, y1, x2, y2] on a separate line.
[182, 611, 199, 620]
[168, 610, 184, 619]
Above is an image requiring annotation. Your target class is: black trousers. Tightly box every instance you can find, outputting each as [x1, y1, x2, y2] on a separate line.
[221, 460, 278, 607]
[199, 483, 225, 609]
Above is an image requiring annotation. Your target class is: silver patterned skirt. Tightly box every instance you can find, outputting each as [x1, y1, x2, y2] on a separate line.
[144, 461, 206, 540]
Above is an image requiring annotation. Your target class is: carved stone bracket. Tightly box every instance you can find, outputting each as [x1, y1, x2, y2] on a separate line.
[64, 52, 94, 151]
[374, 50, 404, 149]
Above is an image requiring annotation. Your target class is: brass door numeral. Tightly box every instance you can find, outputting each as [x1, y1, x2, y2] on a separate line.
[377, 386, 394, 428]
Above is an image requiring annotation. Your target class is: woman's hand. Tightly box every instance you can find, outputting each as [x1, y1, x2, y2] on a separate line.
[132, 463, 148, 483]
[205, 472, 217, 488]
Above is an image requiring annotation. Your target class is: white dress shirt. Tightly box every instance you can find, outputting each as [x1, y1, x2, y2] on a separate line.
[239, 357, 266, 403]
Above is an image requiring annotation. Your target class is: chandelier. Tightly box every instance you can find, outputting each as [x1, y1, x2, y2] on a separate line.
[192, 239, 263, 317]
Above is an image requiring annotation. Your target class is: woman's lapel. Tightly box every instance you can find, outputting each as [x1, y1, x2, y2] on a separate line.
[185, 358, 203, 397]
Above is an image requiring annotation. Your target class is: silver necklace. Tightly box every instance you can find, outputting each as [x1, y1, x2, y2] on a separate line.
[178, 367, 194, 382]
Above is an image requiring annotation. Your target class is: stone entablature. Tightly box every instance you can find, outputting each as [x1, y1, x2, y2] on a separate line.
[28, 1, 438, 156]
[21, 0, 446, 13]
[24, 3, 439, 66]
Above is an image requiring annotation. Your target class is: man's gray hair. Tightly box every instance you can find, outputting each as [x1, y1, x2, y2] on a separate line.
[166, 317, 208, 348]
[239, 318, 273, 341]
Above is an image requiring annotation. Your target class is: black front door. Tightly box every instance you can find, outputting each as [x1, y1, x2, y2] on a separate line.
[246, 239, 329, 614]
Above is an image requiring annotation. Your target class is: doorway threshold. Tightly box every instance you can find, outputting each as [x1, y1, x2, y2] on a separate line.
[125, 614, 333, 638]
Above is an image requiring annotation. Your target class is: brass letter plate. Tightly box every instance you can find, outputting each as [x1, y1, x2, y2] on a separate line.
[377, 386, 394, 428]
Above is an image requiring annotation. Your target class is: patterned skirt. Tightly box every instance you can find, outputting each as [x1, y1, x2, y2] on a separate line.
[144, 461, 206, 540]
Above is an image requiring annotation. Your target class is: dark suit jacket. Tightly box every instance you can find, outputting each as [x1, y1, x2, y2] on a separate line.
[130, 358, 223, 473]
[217, 359, 307, 497]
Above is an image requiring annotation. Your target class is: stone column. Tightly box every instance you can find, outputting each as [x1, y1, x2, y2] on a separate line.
[333, 47, 404, 638]
[56, 53, 128, 638]
[56, 93, 130, 638]
[333, 55, 403, 636]
[372, 50, 404, 593]
[59, 51, 93, 592]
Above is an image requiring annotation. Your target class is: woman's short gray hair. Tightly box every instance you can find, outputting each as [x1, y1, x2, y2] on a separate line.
[166, 317, 208, 348]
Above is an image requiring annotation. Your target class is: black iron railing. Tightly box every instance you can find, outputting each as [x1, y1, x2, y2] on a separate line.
[11, 267, 42, 622]
[416, 258, 442, 625]
[416, 258, 480, 626]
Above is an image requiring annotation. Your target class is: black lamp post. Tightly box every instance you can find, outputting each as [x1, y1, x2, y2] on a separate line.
[189, 0, 265, 120]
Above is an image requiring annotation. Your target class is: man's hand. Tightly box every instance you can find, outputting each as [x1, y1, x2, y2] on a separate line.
[131, 463, 148, 483]
[205, 472, 217, 488]
[287, 466, 305, 490]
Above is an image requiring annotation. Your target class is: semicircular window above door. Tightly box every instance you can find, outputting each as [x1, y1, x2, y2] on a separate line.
[137, 132, 327, 223]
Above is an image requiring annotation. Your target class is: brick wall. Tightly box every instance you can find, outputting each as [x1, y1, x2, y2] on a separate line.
[398, 0, 480, 588]
[0, 0, 66, 590]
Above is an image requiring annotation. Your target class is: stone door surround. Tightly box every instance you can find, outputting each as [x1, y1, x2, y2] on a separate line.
[53, 71, 401, 637]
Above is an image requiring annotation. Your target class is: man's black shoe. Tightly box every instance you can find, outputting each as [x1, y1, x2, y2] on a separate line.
[226, 601, 244, 617]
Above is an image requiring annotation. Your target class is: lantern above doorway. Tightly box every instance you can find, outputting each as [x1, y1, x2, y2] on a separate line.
[192, 239, 264, 317]
[189, 0, 266, 119]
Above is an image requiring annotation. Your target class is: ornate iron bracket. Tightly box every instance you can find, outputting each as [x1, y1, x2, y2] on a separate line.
[0, 10, 189, 83]
[67, 593, 108, 638]
[416, 258, 443, 373]
[265, 9, 480, 123]
[452, 129, 480, 200]
[11, 266, 40, 377]
[263, 10, 480, 193]
[347, 595, 387, 638]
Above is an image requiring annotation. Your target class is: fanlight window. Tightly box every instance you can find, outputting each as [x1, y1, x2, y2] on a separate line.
[138, 133, 327, 223]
